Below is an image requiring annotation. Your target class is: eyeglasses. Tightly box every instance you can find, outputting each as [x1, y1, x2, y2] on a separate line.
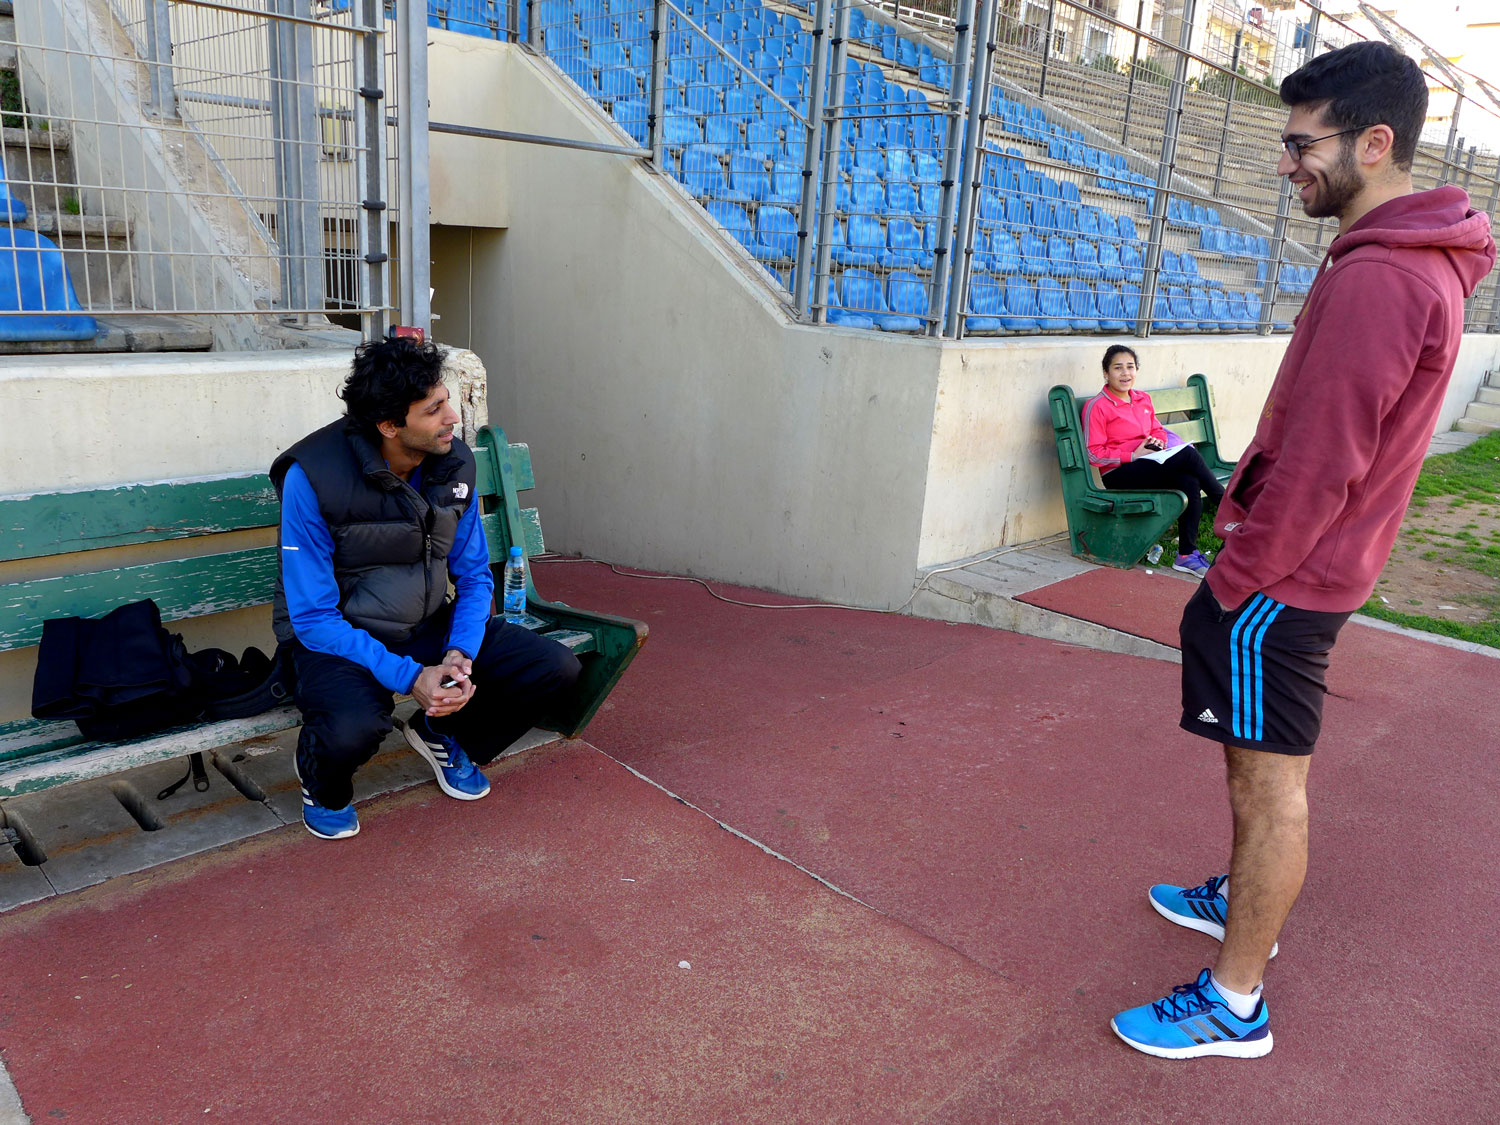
[1281, 125, 1374, 162]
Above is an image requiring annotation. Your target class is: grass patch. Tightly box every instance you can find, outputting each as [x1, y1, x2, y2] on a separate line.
[1358, 600, 1500, 649]
[1411, 431, 1500, 502]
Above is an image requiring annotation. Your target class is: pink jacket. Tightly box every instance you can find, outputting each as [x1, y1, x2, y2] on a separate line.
[1207, 186, 1496, 613]
[1081, 388, 1169, 474]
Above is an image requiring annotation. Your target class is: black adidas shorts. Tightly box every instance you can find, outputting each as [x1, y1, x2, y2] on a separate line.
[1179, 583, 1352, 755]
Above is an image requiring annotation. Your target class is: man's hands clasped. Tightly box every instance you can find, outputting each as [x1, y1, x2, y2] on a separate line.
[410, 649, 476, 717]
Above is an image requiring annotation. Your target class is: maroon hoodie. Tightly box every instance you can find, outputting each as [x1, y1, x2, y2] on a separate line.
[1207, 185, 1496, 613]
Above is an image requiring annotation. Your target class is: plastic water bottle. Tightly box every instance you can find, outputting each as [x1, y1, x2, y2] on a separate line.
[1145, 544, 1164, 566]
[503, 546, 527, 624]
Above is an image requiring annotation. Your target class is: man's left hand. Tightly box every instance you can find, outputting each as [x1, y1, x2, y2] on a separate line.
[435, 648, 476, 714]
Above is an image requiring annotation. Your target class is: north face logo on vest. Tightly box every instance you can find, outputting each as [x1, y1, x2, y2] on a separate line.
[452, 482, 470, 499]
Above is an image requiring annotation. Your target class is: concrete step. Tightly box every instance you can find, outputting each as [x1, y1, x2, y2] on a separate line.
[1485, 369, 1500, 390]
[1476, 385, 1500, 406]
[1455, 417, 1498, 435]
[0, 314, 213, 355]
[1462, 400, 1500, 425]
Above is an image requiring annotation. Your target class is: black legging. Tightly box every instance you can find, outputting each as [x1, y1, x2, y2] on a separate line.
[1101, 445, 1226, 555]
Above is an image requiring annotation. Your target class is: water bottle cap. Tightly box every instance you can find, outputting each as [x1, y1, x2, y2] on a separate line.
[509, 546, 523, 557]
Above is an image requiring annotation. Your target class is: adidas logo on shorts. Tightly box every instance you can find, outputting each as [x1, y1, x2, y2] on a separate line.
[1197, 708, 1219, 724]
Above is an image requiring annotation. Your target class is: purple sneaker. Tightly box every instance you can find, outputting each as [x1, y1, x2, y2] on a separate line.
[1173, 550, 1212, 577]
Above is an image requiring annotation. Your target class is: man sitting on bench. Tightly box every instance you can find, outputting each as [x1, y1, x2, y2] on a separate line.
[271, 336, 581, 840]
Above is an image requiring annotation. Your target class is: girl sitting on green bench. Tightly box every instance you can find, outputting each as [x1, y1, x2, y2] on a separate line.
[1081, 345, 1225, 577]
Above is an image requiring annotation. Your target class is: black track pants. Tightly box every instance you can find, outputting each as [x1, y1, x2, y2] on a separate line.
[290, 610, 581, 809]
[1101, 446, 1226, 555]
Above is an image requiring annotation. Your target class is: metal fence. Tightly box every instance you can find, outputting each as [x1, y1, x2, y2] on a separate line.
[491, 0, 1500, 338]
[0, 0, 411, 342]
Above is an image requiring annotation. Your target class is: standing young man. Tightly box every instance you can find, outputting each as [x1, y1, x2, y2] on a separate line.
[272, 336, 581, 840]
[1111, 41, 1495, 1058]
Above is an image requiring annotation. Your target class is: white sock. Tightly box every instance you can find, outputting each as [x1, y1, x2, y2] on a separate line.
[1210, 974, 1261, 1020]
[1218, 877, 1229, 900]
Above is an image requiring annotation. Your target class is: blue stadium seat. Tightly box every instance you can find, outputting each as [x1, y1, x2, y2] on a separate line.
[1097, 240, 1124, 282]
[765, 159, 801, 206]
[1046, 234, 1075, 278]
[724, 87, 758, 121]
[611, 98, 648, 144]
[1073, 238, 1100, 280]
[1019, 231, 1047, 275]
[1223, 289, 1246, 327]
[1001, 275, 1039, 329]
[838, 267, 890, 327]
[886, 179, 919, 216]
[1036, 277, 1070, 332]
[1095, 282, 1128, 332]
[0, 228, 97, 342]
[1066, 279, 1100, 330]
[1116, 214, 1139, 243]
[730, 150, 771, 201]
[887, 217, 928, 269]
[1079, 205, 1103, 239]
[837, 213, 889, 267]
[1189, 285, 1214, 330]
[680, 145, 727, 197]
[1004, 193, 1028, 230]
[1224, 228, 1247, 258]
[590, 40, 628, 69]
[1160, 250, 1181, 287]
[988, 229, 1021, 275]
[1151, 288, 1174, 332]
[885, 146, 915, 182]
[1032, 198, 1058, 235]
[884, 270, 929, 331]
[1209, 288, 1232, 330]
[599, 64, 640, 100]
[1243, 289, 1263, 327]
[965, 273, 1006, 333]
[753, 205, 798, 262]
[847, 170, 883, 213]
[1121, 242, 1144, 284]
[703, 114, 739, 153]
[705, 199, 754, 252]
[663, 108, 703, 150]
[745, 118, 783, 156]
[684, 82, 719, 115]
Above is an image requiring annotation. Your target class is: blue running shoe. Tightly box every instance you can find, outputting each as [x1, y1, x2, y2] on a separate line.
[291, 748, 359, 839]
[1111, 969, 1273, 1059]
[1150, 875, 1277, 959]
[401, 714, 491, 800]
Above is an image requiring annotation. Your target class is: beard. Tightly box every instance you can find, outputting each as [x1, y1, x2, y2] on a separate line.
[1301, 144, 1363, 219]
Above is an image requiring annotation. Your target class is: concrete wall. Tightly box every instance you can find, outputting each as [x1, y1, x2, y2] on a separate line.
[0, 348, 487, 725]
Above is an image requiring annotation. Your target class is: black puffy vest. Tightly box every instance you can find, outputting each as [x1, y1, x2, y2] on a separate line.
[270, 419, 478, 647]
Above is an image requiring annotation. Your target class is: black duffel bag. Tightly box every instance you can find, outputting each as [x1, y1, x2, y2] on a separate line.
[31, 599, 291, 742]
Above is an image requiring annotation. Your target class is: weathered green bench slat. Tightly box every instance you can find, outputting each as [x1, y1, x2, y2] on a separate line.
[0, 547, 276, 652]
[1146, 387, 1202, 415]
[473, 443, 535, 498]
[1049, 373, 1237, 569]
[1165, 418, 1210, 445]
[1, 475, 278, 561]
[480, 511, 545, 561]
[0, 706, 302, 798]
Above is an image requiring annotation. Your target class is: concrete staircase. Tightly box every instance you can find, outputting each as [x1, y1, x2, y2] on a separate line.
[1456, 369, 1500, 434]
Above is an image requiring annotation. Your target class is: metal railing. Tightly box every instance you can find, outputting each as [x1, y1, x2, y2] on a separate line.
[1, 0, 414, 342]
[499, 0, 1500, 338]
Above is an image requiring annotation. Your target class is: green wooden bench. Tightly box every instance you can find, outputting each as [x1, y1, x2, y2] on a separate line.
[1048, 372, 1237, 569]
[0, 422, 646, 800]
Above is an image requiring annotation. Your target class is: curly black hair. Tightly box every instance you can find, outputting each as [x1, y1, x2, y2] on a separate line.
[1101, 343, 1139, 373]
[339, 336, 447, 437]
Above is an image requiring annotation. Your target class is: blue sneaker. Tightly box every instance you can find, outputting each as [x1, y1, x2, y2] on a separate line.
[1173, 549, 1212, 577]
[401, 714, 491, 800]
[1150, 875, 1277, 959]
[291, 748, 359, 840]
[1111, 969, 1273, 1059]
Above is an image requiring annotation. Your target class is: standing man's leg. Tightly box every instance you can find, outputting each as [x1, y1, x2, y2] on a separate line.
[1215, 745, 1310, 992]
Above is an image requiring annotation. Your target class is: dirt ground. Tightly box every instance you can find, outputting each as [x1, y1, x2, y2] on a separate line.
[1371, 496, 1500, 625]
